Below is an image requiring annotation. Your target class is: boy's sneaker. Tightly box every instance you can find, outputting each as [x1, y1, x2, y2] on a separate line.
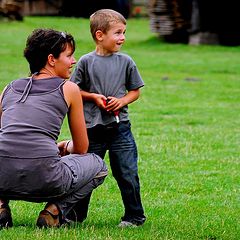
[118, 220, 143, 228]
[118, 216, 146, 228]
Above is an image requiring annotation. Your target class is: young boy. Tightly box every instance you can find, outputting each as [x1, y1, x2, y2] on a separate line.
[70, 9, 146, 227]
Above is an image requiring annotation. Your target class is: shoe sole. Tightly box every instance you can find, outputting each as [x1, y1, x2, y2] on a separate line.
[36, 217, 48, 228]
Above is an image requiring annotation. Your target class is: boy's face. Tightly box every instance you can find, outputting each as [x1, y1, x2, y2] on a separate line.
[99, 22, 126, 54]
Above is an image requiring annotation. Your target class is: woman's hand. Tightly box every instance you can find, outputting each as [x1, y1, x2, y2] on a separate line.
[58, 140, 71, 156]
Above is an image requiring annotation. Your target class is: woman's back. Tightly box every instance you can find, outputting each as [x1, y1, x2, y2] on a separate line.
[0, 77, 68, 158]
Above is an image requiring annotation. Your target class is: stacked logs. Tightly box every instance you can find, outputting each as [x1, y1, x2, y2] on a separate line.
[149, 0, 192, 43]
[149, 0, 240, 46]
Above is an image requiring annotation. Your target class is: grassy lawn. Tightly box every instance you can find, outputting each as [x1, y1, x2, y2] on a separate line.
[0, 16, 240, 239]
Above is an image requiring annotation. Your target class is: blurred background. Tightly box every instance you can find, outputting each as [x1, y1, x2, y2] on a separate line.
[0, 0, 240, 46]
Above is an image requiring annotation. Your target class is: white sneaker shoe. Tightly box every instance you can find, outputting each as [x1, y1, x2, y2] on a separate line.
[118, 220, 138, 228]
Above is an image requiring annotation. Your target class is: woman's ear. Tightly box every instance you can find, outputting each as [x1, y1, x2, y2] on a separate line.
[95, 30, 104, 41]
[47, 54, 55, 67]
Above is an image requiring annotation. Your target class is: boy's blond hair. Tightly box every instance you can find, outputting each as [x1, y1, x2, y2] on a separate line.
[90, 9, 126, 42]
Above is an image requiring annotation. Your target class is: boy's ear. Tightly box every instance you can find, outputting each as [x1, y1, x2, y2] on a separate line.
[95, 30, 104, 41]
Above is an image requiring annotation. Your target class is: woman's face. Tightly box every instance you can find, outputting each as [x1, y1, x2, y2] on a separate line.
[54, 43, 76, 79]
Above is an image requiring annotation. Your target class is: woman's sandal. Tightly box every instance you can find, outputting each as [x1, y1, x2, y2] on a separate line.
[0, 206, 13, 228]
[36, 209, 61, 228]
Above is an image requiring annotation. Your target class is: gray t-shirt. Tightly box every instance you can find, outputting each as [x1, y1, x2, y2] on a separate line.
[70, 51, 144, 128]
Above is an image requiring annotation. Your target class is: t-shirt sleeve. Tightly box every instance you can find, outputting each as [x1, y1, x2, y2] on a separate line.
[126, 59, 144, 91]
[70, 59, 84, 88]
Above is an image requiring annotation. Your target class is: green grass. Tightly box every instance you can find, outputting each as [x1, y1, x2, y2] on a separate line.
[0, 16, 240, 239]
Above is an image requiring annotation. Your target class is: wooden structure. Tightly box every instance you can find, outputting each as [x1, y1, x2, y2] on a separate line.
[149, 0, 192, 43]
[149, 0, 240, 46]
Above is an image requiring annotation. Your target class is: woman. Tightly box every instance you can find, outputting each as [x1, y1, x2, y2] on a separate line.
[0, 28, 107, 228]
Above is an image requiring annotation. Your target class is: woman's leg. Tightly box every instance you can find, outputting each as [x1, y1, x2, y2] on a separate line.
[36, 153, 107, 227]
[65, 191, 92, 223]
[54, 153, 107, 222]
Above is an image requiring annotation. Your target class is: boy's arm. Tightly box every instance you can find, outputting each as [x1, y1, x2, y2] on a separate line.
[81, 90, 107, 109]
[105, 89, 141, 112]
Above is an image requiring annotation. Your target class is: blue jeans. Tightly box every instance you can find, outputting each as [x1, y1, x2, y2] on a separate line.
[87, 121, 146, 224]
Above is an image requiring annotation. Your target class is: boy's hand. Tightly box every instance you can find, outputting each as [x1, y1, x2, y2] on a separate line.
[104, 96, 124, 112]
[93, 93, 107, 109]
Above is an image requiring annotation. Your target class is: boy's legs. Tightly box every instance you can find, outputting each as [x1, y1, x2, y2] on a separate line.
[109, 121, 146, 226]
[87, 125, 108, 160]
[87, 123, 146, 226]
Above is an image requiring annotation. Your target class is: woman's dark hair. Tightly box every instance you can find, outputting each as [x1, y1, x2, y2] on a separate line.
[24, 28, 75, 74]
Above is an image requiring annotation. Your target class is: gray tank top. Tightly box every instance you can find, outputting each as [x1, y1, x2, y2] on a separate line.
[0, 76, 68, 158]
[0, 76, 72, 200]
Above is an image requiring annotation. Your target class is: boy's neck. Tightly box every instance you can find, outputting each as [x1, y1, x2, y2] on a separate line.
[95, 46, 116, 56]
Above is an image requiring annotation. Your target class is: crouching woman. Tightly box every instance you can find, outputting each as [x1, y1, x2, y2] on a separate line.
[0, 28, 107, 228]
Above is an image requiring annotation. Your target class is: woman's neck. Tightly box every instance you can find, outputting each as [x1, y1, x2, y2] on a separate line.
[34, 68, 56, 79]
